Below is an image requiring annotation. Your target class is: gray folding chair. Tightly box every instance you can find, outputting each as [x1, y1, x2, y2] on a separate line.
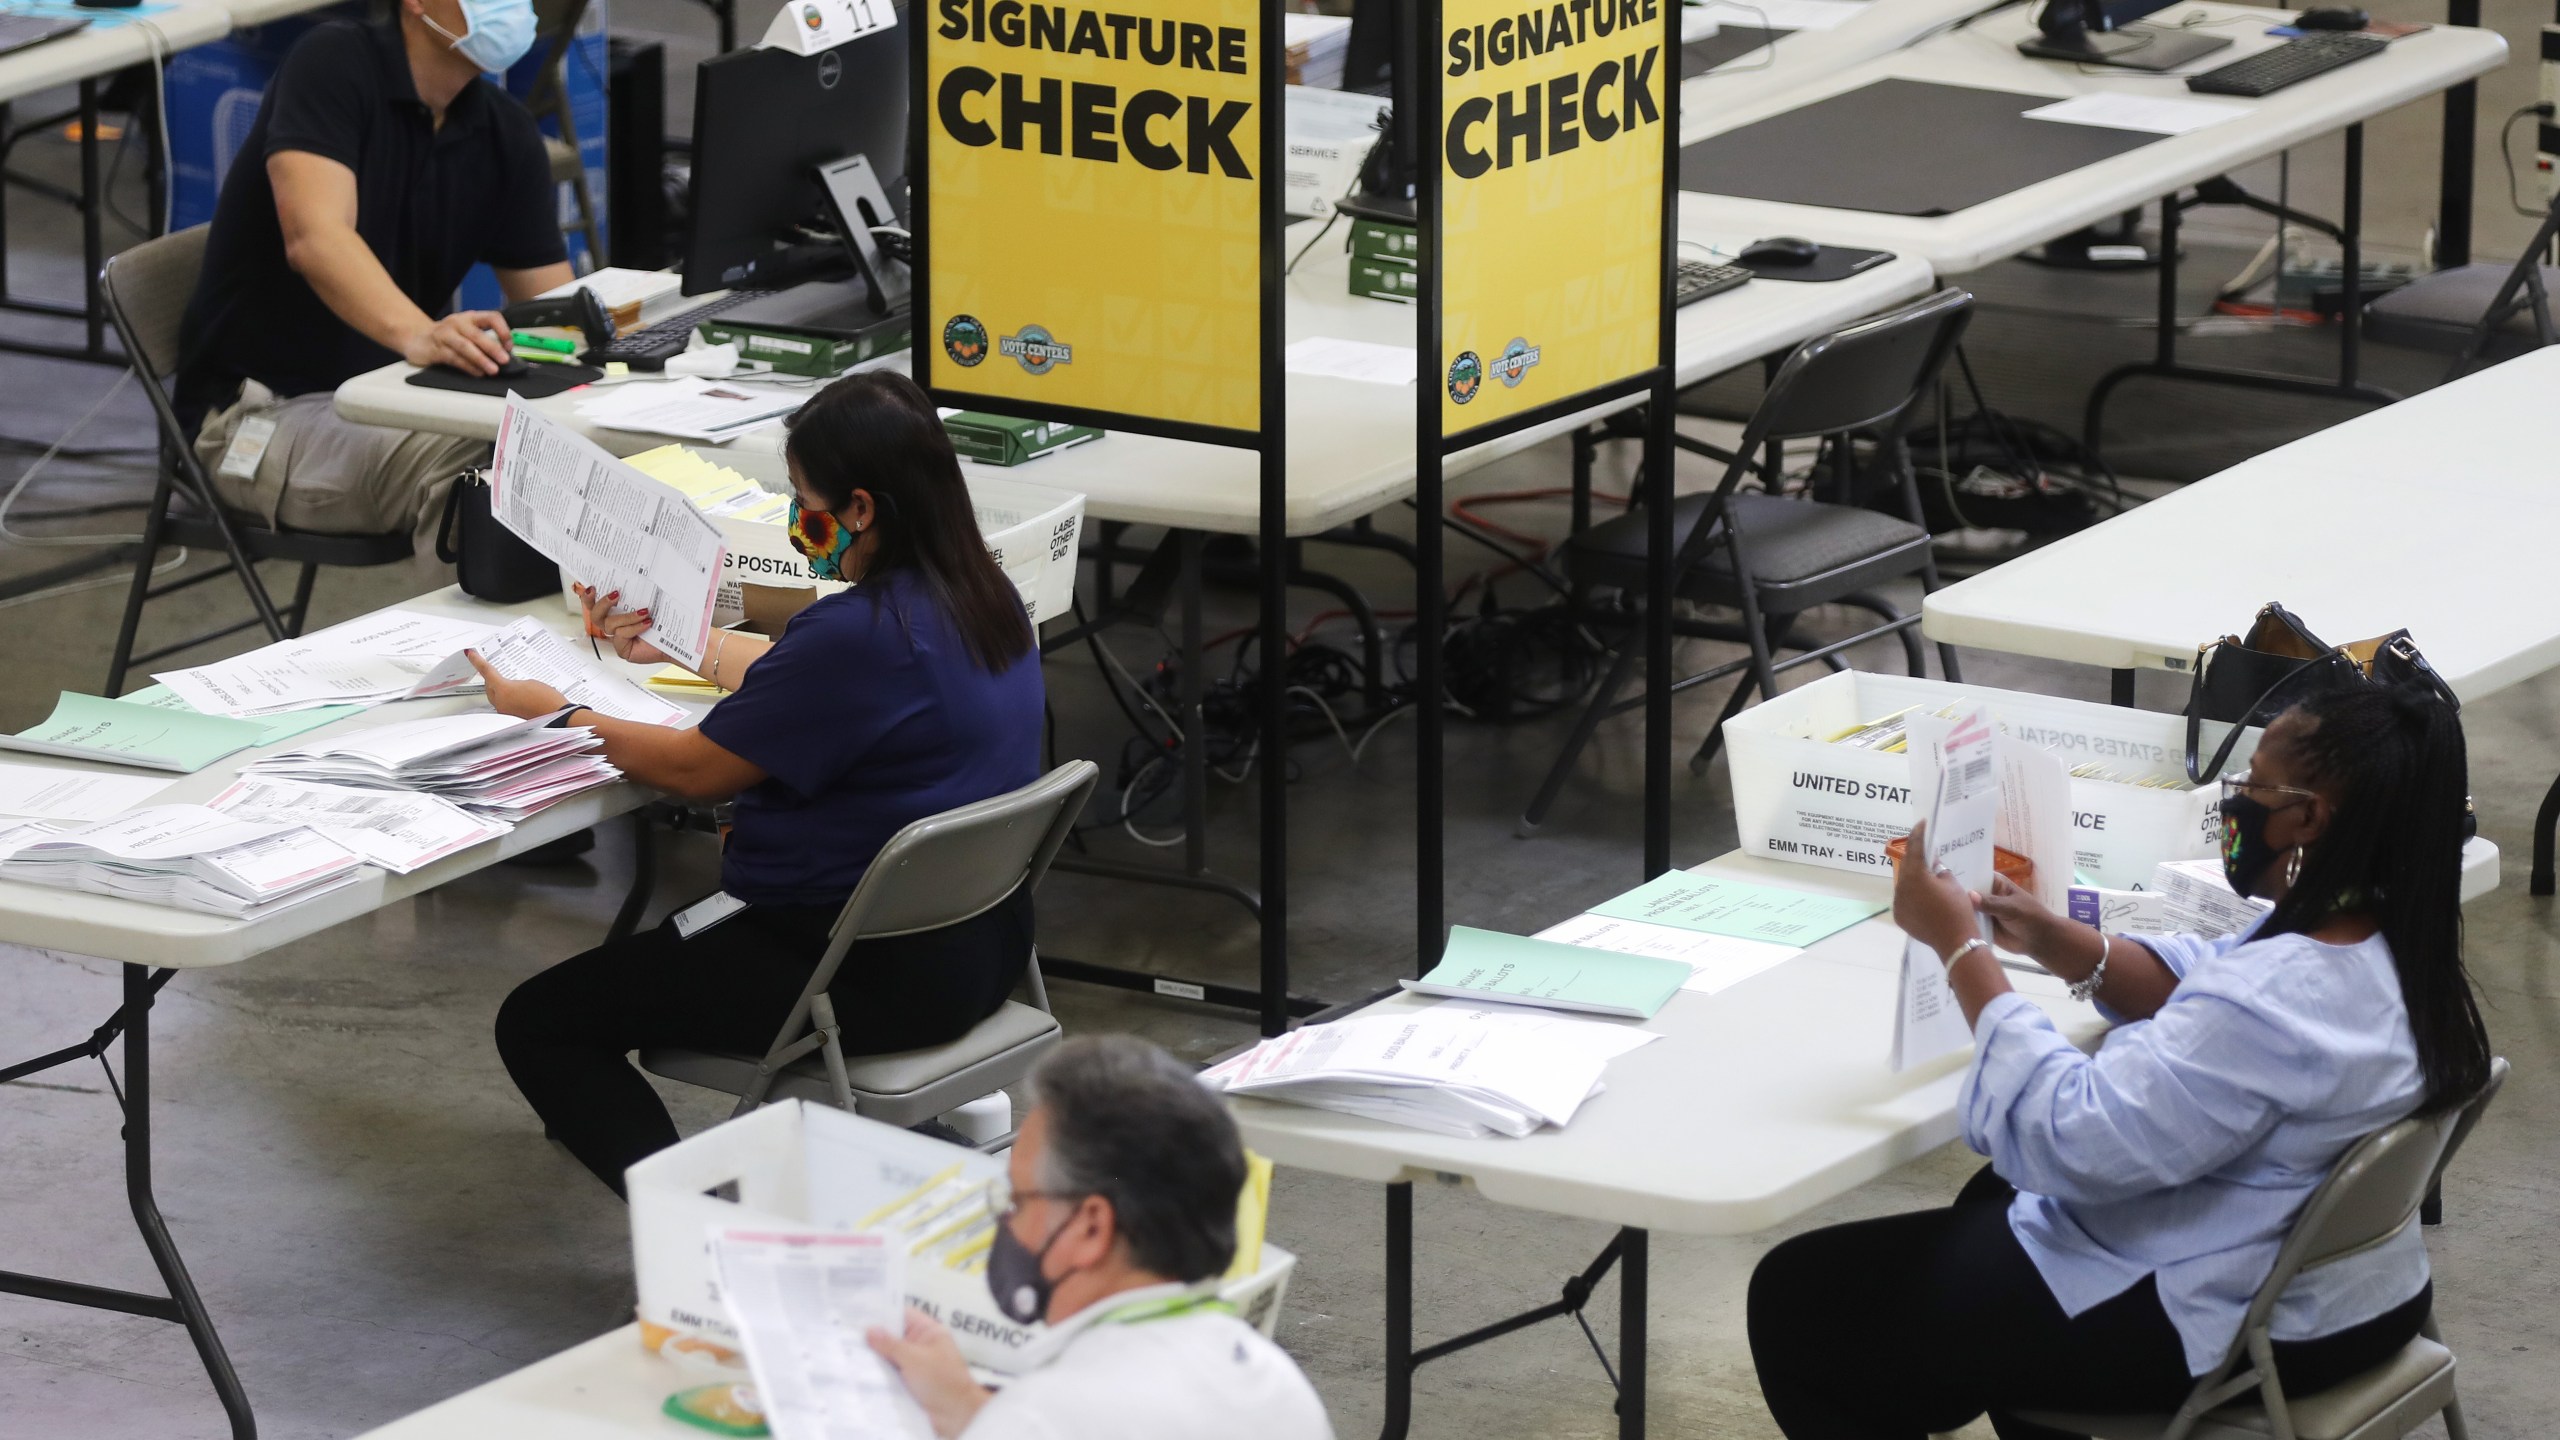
[2015, 1057, 2508, 1440]
[639, 761, 1098, 1149]
[101, 227, 414, 696]
[1518, 289, 1972, 835]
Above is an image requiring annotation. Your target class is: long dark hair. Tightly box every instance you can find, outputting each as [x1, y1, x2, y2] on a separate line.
[783, 372, 1031, 672]
[2265, 686, 2490, 1116]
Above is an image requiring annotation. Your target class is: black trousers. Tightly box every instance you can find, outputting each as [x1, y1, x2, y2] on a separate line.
[495, 887, 1033, 1195]
[1747, 1167, 2431, 1440]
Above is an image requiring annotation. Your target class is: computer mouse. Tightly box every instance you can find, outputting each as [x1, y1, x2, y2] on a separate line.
[1739, 236, 1822, 267]
[2295, 6, 2367, 29]
[491, 356, 533, 379]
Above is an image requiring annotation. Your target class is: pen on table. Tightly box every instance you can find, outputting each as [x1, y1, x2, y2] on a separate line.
[511, 347, 578, 365]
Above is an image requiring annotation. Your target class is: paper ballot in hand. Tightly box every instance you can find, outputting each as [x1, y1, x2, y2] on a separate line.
[488, 399, 727, 671]
[712, 1229, 929, 1440]
[1892, 707, 1998, 1072]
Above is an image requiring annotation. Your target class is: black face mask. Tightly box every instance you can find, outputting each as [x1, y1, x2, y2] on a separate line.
[2220, 791, 2285, 897]
[987, 1212, 1074, 1325]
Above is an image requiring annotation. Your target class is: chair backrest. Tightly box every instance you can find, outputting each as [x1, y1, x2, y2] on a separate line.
[524, 0, 592, 115]
[2232, 1058, 2509, 1345]
[101, 225, 210, 387]
[1743, 287, 1974, 451]
[831, 759, 1100, 945]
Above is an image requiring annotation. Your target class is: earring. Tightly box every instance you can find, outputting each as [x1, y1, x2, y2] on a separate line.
[2285, 846, 2304, 887]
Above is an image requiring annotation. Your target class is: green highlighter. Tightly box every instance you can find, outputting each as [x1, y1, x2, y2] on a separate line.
[664, 1381, 769, 1436]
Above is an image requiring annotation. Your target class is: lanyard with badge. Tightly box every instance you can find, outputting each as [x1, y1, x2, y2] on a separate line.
[1099, 1292, 1236, 1326]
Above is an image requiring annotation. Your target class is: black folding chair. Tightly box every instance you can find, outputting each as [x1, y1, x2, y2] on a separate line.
[99, 226, 414, 696]
[1518, 289, 1972, 836]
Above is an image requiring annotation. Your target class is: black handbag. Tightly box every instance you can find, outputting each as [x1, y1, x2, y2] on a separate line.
[2183, 602, 2458, 784]
[436, 468, 561, 604]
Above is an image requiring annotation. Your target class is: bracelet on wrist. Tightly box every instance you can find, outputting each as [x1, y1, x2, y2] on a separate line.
[2069, 934, 2111, 1004]
[1941, 936, 1990, 971]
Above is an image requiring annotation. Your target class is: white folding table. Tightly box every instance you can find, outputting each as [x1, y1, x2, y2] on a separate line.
[1676, 2, 2508, 462]
[0, 586, 707, 1440]
[0, 0, 232, 362]
[335, 227, 1933, 539]
[1677, 0, 2002, 121]
[335, 227, 1933, 1031]
[1921, 345, 2560, 889]
[330, 836, 2500, 1440]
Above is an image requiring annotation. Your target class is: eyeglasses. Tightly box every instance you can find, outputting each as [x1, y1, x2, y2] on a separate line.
[990, 1181, 1091, 1226]
[2218, 773, 2320, 810]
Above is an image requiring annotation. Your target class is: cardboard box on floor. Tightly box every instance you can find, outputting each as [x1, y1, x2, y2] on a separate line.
[628, 1102, 1296, 1376]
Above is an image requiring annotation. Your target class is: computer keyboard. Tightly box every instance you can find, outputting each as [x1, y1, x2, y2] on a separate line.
[583, 289, 772, 370]
[1677, 260, 1753, 307]
[2185, 33, 2387, 97]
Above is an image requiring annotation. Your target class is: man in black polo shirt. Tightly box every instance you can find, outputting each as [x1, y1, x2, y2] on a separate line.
[178, 0, 573, 536]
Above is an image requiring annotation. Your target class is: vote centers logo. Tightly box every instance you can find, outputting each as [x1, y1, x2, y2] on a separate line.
[1000, 324, 1074, 376]
[1494, 337, 1543, 389]
[942, 315, 989, 367]
[800, 3, 824, 27]
[1447, 350, 1484, 405]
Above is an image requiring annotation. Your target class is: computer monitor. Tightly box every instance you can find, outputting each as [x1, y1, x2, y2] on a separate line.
[683, 21, 909, 297]
[2018, 0, 2230, 71]
[1337, 0, 1417, 223]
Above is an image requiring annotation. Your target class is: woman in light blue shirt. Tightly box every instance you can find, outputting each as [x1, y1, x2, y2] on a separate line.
[1748, 685, 2491, 1439]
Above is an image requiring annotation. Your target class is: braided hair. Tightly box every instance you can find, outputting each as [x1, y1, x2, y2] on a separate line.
[2264, 685, 2491, 1115]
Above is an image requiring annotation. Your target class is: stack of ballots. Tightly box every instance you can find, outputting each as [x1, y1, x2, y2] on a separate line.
[1202, 1001, 1652, 1138]
[242, 713, 619, 823]
[1281, 12, 1350, 87]
[0, 805, 362, 918]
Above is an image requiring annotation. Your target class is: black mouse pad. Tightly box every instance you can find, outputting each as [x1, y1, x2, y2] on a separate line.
[405, 363, 601, 400]
[1740, 244, 1896, 282]
[1678, 78, 2165, 216]
[1682, 26, 1788, 77]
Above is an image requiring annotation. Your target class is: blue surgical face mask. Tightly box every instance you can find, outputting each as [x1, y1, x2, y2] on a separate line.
[422, 0, 539, 75]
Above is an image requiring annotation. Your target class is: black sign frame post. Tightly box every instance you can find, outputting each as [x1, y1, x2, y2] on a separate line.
[909, 0, 1300, 1036]
[1388, 0, 1682, 1431]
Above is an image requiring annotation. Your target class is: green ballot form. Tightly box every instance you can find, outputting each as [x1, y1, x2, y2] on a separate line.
[1401, 925, 1691, 1019]
[1590, 872, 1886, 947]
[0, 693, 272, 773]
[119, 685, 362, 748]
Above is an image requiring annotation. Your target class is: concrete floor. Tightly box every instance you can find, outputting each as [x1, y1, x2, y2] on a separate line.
[2, 3, 2557, 1436]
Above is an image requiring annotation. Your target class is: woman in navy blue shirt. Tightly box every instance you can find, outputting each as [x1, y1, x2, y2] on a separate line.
[469, 373, 1044, 1195]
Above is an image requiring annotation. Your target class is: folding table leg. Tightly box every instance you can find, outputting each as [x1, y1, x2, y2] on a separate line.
[79, 79, 104, 358]
[0, 966, 258, 1437]
[122, 964, 258, 1439]
[1380, 1182, 1413, 1440]
[1619, 1228, 1647, 1440]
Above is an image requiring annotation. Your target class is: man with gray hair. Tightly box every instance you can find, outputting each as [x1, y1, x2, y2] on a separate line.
[868, 1035, 1333, 1440]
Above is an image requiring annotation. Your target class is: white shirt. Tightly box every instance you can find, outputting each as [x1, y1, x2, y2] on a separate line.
[963, 1282, 1334, 1440]
[1962, 921, 2430, 1374]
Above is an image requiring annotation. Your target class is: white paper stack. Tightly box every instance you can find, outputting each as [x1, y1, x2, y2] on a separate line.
[0, 805, 362, 917]
[150, 610, 503, 719]
[1281, 12, 1351, 87]
[242, 713, 620, 822]
[1202, 1003, 1646, 1138]
[208, 776, 511, 874]
[402, 617, 690, 726]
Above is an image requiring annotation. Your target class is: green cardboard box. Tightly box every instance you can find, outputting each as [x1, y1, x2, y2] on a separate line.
[696, 313, 911, 377]
[941, 411, 1104, 466]
[1349, 257, 1419, 305]
[1349, 217, 1420, 265]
